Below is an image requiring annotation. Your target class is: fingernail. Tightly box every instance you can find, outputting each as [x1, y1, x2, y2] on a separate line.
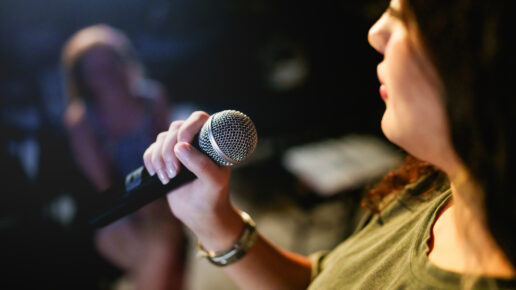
[157, 169, 169, 185]
[166, 162, 176, 178]
[147, 168, 156, 176]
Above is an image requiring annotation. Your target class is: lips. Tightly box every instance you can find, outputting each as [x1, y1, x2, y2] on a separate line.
[379, 84, 388, 100]
[376, 64, 387, 100]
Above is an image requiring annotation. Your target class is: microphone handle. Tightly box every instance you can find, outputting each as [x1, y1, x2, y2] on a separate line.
[89, 165, 196, 228]
[89, 135, 203, 228]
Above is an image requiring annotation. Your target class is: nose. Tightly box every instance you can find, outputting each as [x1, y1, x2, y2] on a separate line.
[368, 15, 390, 55]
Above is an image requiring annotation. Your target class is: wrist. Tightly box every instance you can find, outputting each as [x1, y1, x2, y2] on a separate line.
[197, 210, 257, 266]
[188, 205, 245, 252]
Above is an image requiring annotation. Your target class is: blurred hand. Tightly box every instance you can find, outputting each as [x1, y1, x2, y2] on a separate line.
[142, 111, 240, 246]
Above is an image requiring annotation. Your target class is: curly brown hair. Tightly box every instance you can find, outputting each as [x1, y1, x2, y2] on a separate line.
[362, 155, 438, 213]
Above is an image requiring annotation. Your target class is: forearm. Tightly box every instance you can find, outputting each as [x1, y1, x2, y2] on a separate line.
[144, 112, 312, 289]
[225, 234, 312, 290]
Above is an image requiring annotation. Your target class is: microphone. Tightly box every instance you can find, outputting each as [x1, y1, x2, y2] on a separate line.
[89, 110, 258, 228]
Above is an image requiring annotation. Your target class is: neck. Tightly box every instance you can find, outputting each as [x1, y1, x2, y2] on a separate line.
[446, 168, 515, 278]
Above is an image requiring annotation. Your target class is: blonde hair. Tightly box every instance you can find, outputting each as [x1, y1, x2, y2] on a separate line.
[61, 24, 143, 102]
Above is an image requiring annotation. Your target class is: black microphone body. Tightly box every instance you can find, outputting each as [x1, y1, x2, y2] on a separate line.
[89, 165, 196, 228]
[89, 110, 257, 228]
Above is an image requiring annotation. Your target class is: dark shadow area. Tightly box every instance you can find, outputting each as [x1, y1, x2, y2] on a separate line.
[0, 0, 389, 288]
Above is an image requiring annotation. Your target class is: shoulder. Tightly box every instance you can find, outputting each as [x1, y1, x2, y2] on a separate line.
[135, 79, 171, 130]
[63, 101, 95, 138]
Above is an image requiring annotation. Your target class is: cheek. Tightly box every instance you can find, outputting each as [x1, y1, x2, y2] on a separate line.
[380, 40, 450, 154]
[380, 41, 417, 144]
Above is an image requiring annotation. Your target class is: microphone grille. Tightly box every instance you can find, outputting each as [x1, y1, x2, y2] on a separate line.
[198, 110, 258, 166]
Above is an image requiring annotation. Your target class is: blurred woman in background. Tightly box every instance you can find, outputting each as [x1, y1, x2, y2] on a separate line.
[62, 24, 186, 290]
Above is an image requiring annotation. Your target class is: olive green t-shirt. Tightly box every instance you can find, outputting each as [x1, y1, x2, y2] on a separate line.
[308, 179, 516, 289]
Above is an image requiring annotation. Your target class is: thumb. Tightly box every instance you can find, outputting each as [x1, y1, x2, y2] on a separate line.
[174, 142, 222, 184]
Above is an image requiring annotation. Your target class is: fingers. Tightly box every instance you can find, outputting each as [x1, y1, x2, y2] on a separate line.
[174, 142, 229, 187]
[152, 132, 169, 184]
[143, 111, 212, 185]
[177, 111, 210, 143]
[161, 120, 184, 179]
[143, 144, 156, 176]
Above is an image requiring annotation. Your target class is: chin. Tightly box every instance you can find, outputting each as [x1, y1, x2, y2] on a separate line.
[380, 111, 401, 146]
[381, 111, 415, 156]
[381, 113, 445, 169]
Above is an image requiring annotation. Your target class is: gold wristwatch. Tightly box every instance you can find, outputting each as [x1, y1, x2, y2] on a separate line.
[196, 210, 258, 266]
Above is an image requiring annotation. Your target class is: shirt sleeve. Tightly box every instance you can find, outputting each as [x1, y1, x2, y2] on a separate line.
[307, 250, 329, 280]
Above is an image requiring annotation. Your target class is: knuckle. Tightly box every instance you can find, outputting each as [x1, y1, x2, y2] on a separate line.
[169, 120, 183, 131]
[143, 152, 150, 164]
[143, 145, 154, 161]
[192, 111, 210, 121]
[157, 132, 167, 141]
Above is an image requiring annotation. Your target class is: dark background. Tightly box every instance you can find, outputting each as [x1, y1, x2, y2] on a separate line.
[0, 0, 388, 288]
[0, 0, 387, 139]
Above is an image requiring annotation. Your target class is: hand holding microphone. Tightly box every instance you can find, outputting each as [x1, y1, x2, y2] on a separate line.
[89, 110, 258, 239]
[143, 110, 257, 231]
